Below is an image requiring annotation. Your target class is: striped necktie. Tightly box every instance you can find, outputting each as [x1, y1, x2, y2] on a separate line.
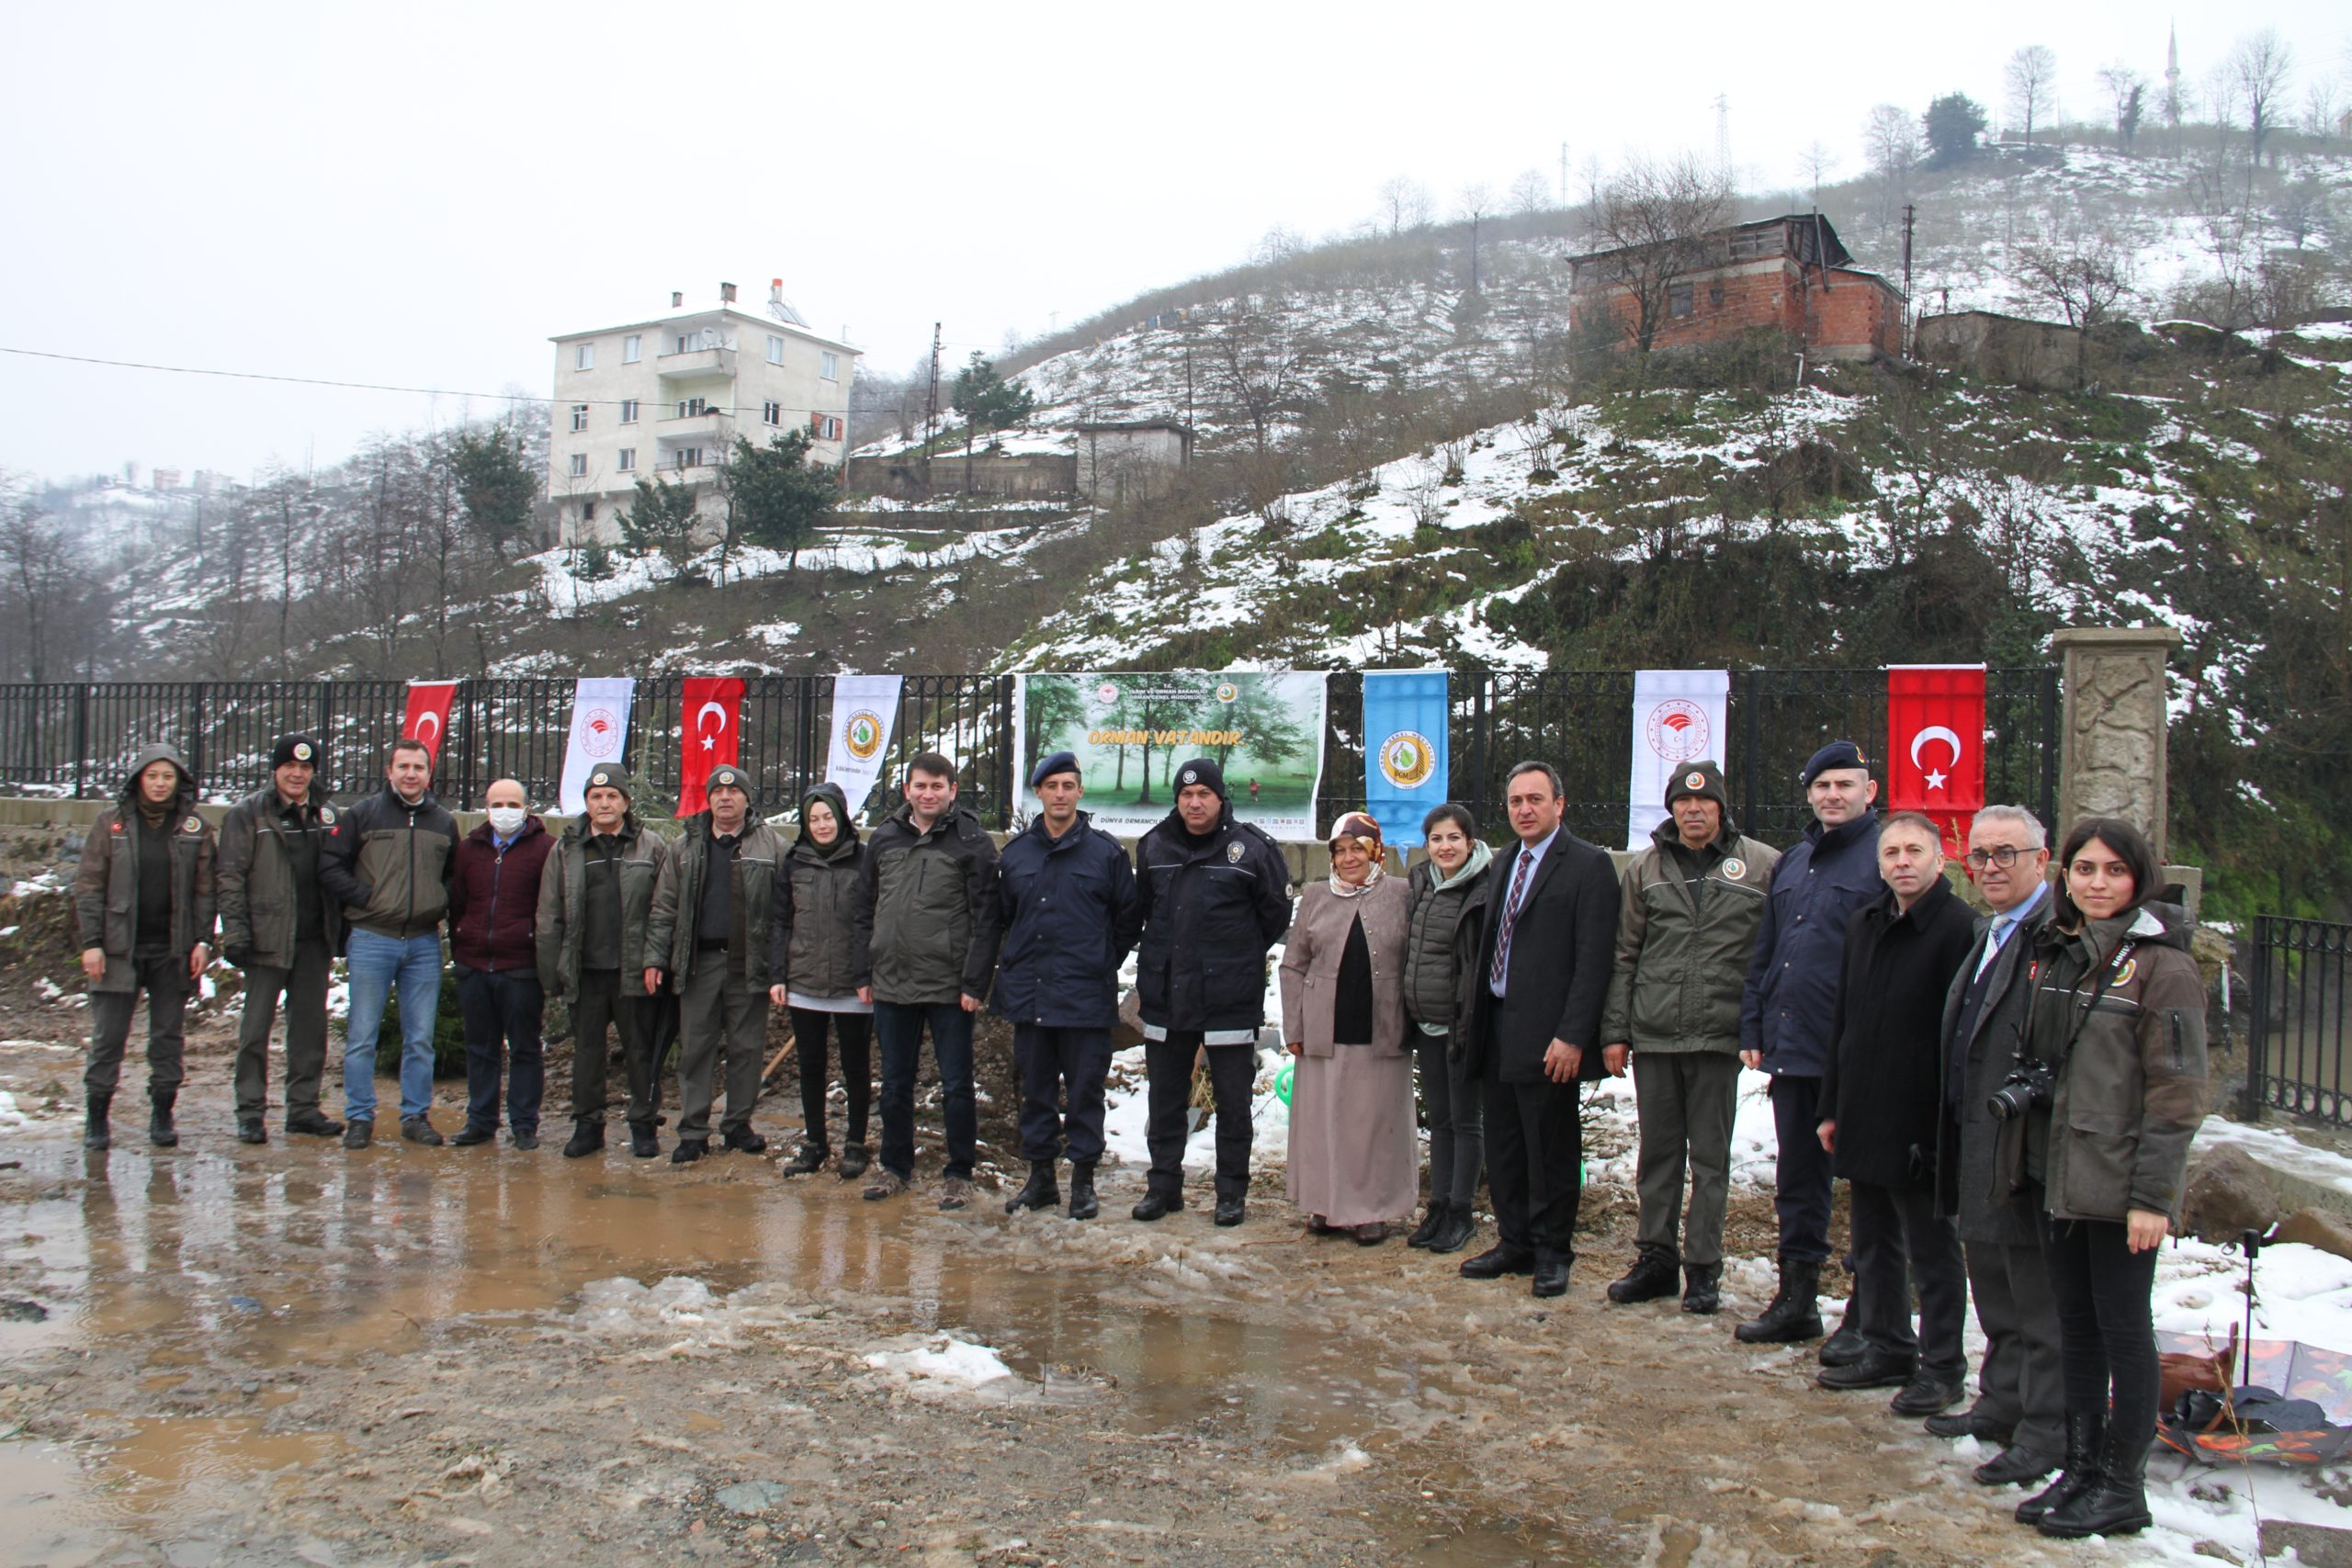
[1489, 847, 1537, 989]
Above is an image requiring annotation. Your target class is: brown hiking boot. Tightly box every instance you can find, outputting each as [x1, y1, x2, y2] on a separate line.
[862, 1168, 910, 1201]
[939, 1176, 975, 1211]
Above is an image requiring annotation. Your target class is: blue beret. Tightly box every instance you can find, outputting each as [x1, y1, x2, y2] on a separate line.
[1800, 740, 1870, 787]
[1029, 750, 1080, 789]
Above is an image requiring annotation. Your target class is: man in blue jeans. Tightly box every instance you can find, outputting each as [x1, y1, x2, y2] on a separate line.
[850, 753, 1002, 1211]
[319, 739, 459, 1149]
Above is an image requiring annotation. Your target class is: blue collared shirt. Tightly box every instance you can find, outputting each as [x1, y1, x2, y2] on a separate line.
[1487, 825, 1560, 998]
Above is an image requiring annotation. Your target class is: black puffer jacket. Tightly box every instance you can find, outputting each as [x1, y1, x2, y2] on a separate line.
[769, 783, 868, 1001]
[1402, 849, 1491, 1041]
[1133, 802, 1293, 1043]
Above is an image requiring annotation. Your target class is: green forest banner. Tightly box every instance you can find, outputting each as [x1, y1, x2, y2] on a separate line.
[1016, 672, 1329, 839]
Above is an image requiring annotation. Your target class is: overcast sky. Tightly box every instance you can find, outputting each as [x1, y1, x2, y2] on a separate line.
[3, 1, 2342, 484]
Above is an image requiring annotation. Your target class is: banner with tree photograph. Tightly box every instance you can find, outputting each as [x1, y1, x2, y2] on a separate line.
[1018, 672, 1328, 839]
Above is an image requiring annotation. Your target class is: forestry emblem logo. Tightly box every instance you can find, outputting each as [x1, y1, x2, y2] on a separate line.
[844, 712, 886, 761]
[1645, 699, 1709, 763]
[1377, 731, 1436, 790]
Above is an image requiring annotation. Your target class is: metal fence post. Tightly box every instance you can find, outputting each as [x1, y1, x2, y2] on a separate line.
[2246, 917, 2270, 1122]
[187, 682, 207, 785]
[1469, 674, 1487, 826]
[1739, 671, 1760, 833]
[997, 675, 1015, 830]
[2040, 666, 2061, 829]
[72, 685, 89, 799]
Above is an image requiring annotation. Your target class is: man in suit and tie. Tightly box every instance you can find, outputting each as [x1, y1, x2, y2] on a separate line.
[1933, 805, 2063, 1487]
[1459, 761, 1621, 1298]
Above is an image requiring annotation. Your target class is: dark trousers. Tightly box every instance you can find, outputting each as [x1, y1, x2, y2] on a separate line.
[457, 966, 545, 1134]
[788, 1006, 872, 1148]
[2039, 1213, 2163, 1442]
[1848, 1178, 1969, 1379]
[570, 968, 662, 1125]
[1414, 1031, 1485, 1209]
[1966, 1230, 2067, 1457]
[875, 1000, 976, 1180]
[678, 959, 767, 1140]
[1632, 1050, 1741, 1266]
[1769, 1073, 1834, 1264]
[1482, 1069, 1585, 1259]
[232, 938, 331, 1122]
[86, 955, 189, 1100]
[1144, 1032, 1255, 1201]
[1015, 1025, 1113, 1165]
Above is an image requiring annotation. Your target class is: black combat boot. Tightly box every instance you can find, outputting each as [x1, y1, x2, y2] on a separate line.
[147, 1091, 178, 1148]
[1005, 1159, 1059, 1214]
[562, 1120, 605, 1159]
[628, 1122, 660, 1158]
[84, 1093, 113, 1151]
[1605, 1247, 1680, 1304]
[836, 1141, 869, 1180]
[1067, 1162, 1099, 1221]
[1734, 1258, 1824, 1344]
[1681, 1262, 1724, 1314]
[2039, 1424, 2152, 1539]
[781, 1142, 827, 1176]
[2016, 1411, 2104, 1527]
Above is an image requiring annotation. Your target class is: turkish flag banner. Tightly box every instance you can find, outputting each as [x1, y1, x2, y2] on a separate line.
[1885, 664, 1986, 855]
[676, 677, 747, 818]
[401, 682, 460, 766]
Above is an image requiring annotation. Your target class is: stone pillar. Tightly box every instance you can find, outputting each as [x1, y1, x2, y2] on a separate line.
[2053, 625, 2181, 860]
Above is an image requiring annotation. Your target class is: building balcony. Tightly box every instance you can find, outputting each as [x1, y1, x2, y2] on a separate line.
[656, 345, 736, 379]
[659, 409, 733, 437]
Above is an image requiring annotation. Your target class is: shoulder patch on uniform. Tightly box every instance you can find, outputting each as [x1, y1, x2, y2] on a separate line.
[182, 816, 203, 834]
[1227, 841, 1245, 863]
[320, 806, 337, 825]
[1721, 857, 1747, 880]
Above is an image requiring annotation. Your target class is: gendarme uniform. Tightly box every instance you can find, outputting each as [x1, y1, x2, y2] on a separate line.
[537, 762, 673, 1159]
[643, 764, 783, 1162]
[217, 734, 346, 1142]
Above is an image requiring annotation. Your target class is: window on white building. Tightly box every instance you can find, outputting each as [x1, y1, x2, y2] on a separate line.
[619, 400, 639, 423]
[582, 501, 597, 523]
[767, 335, 785, 365]
[568, 453, 587, 477]
[675, 446, 701, 469]
[571, 404, 589, 432]
[623, 333, 641, 364]
[574, 342, 594, 370]
[616, 447, 636, 472]
[808, 415, 843, 442]
[820, 351, 840, 380]
[677, 397, 707, 419]
[763, 401, 782, 425]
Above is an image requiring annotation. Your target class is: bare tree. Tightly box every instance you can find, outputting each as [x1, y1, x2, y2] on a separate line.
[1509, 167, 1551, 216]
[1797, 140, 1839, 203]
[1861, 104, 1924, 228]
[2230, 28, 2296, 171]
[1455, 181, 1493, 222]
[2097, 63, 2149, 152]
[2006, 45, 2060, 144]
[1577, 152, 1734, 355]
[2017, 231, 2134, 382]
[1375, 176, 1431, 237]
[1250, 224, 1303, 266]
[1205, 295, 1300, 453]
[0, 487, 93, 683]
[2305, 79, 2346, 138]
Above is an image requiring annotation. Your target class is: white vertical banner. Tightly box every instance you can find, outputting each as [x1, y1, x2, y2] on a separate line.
[826, 674, 904, 818]
[559, 678, 636, 816]
[1627, 669, 1730, 850]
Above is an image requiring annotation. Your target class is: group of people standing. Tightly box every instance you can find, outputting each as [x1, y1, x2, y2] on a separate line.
[71, 729, 2207, 1540]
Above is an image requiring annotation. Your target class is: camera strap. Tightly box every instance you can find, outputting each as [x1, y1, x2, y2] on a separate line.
[2049, 936, 2139, 1066]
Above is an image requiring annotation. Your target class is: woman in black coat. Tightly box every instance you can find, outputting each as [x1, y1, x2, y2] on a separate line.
[1815, 813, 1978, 1412]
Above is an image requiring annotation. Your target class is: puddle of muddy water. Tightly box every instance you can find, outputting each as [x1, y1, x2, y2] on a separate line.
[0, 1137, 1516, 1544]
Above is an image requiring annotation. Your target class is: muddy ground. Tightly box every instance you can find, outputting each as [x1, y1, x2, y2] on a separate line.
[0, 976, 2195, 1568]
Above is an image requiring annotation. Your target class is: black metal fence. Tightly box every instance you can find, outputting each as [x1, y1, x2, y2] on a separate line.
[2248, 916, 2352, 1130]
[0, 667, 2057, 844]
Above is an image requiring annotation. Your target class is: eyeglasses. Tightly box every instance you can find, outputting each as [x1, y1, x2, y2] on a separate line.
[1964, 846, 2032, 869]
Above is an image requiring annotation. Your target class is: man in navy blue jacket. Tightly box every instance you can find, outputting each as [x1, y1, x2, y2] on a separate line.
[992, 751, 1143, 1220]
[1735, 740, 1883, 1346]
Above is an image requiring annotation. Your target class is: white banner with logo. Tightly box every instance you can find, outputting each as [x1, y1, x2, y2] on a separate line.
[559, 678, 637, 816]
[825, 674, 904, 818]
[1627, 669, 1730, 850]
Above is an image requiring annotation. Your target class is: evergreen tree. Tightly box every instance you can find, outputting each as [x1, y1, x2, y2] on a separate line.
[448, 425, 537, 560]
[950, 352, 1037, 461]
[616, 473, 701, 577]
[723, 431, 833, 570]
[1921, 94, 1988, 169]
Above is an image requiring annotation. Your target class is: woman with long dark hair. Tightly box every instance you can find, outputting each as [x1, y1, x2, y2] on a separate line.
[1997, 817, 2207, 1540]
[1400, 803, 1492, 1253]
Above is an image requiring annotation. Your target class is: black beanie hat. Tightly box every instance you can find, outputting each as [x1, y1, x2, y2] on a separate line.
[1800, 740, 1870, 788]
[272, 734, 321, 769]
[1173, 757, 1227, 800]
[1665, 759, 1729, 812]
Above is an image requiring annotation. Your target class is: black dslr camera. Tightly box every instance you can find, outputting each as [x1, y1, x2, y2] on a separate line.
[1986, 1057, 2055, 1122]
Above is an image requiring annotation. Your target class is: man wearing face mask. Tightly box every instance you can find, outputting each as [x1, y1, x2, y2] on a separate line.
[539, 763, 673, 1160]
[645, 763, 784, 1164]
[447, 779, 555, 1150]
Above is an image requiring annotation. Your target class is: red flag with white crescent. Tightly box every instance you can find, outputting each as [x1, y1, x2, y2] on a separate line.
[676, 676, 746, 818]
[401, 682, 460, 766]
[1886, 665, 1986, 855]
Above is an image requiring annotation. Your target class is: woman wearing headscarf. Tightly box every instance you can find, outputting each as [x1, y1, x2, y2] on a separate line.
[1401, 804, 1492, 1253]
[1996, 817, 2207, 1540]
[1281, 812, 1415, 1244]
[768, 782, 876, 1179]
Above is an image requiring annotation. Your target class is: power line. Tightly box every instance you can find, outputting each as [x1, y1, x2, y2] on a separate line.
[0, 344, 850, 417]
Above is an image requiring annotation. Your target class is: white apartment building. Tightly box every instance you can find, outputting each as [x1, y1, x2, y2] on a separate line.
[548, 280, 859, 546]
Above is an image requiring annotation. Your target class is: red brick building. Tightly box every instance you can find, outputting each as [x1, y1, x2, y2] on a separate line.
[1568, 214, 1906, 361]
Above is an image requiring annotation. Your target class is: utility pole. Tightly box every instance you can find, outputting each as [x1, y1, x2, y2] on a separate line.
[921, 321, 941, 491]
[1902, 203, 1917, 355]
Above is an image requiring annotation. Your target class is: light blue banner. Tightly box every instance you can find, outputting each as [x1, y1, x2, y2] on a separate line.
[1363, 671, 1449, 848]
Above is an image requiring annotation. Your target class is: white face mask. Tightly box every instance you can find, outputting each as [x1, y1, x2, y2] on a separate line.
[486, 806, 528, 838]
